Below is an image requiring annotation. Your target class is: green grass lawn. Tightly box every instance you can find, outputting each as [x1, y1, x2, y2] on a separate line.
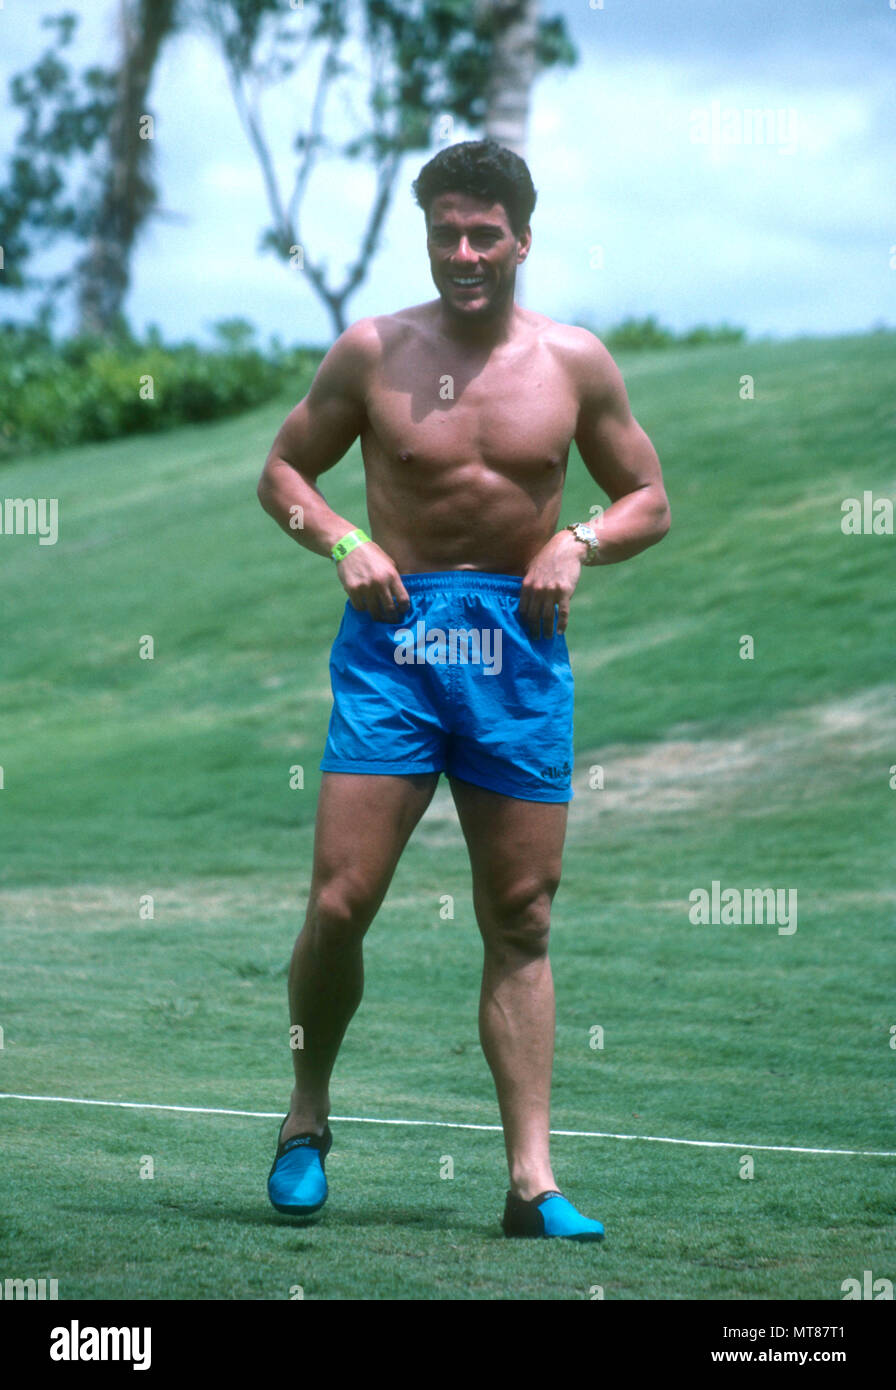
[1, 330, 894, 1299]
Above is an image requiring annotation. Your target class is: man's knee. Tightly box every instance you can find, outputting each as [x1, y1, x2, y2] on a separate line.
[306, 876, 380, 943]
[480, 876, 558, 959]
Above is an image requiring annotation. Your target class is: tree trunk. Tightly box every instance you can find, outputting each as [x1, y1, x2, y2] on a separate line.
[77, 0, 179, 337]
[480, 0, 538, 157]
[478, 0, 538, 303]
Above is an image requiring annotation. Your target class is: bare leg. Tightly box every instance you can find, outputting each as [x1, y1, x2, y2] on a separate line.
[281, 771, 439, 1141]
[449, 777, 567, 1200]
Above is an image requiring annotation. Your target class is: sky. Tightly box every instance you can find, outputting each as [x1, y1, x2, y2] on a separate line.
[0, 0, 894, 347]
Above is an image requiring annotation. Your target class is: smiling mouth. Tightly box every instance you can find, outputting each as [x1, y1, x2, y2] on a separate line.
[450, 275, 486, 288]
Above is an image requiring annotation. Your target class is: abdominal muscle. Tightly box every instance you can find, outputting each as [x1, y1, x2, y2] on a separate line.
[363, 451, 567, 575]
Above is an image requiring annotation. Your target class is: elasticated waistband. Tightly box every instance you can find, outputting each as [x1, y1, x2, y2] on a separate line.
[400, 571, 523, 595]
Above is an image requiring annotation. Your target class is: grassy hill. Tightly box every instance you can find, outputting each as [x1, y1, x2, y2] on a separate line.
[0, 330, 893, 1300]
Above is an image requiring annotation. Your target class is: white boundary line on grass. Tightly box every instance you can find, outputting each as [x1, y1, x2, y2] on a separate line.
[1, 1091, 894, 1158]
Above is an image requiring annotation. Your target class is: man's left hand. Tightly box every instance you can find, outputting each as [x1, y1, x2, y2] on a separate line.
[518, 529, 585, 639]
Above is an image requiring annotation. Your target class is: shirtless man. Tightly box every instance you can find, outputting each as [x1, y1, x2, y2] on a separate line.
[257, 140, 670, 1240]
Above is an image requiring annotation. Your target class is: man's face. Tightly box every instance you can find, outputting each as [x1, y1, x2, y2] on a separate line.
[426, 192, 530, 318]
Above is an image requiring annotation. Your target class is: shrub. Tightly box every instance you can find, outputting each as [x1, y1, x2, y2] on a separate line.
[575, 315, 747, 353]
[0, 320, 323, 460]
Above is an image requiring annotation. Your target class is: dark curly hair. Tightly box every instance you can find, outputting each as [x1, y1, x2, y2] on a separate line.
[412, 140, 537, 236]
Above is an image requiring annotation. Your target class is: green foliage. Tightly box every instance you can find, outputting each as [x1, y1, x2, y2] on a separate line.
[0, 320, 320, 458]
[678, 321, 747, 347]
[0, 13, 117, 295]
[358, 0, 576, 145]
[0, 4, 181, 332]
[583, 314, 747, 353]
[535, 13, 577, 69]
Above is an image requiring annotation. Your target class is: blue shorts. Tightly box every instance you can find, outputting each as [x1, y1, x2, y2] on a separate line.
[320, 572, 574, 802]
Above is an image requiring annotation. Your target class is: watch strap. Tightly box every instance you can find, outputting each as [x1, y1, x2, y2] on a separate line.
[567, 522, 601, 565]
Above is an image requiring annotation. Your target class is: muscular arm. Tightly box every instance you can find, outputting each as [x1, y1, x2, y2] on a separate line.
[518, 330, 670, 636]
[257, 322, 410, 619]
[572, 334, 671, 563]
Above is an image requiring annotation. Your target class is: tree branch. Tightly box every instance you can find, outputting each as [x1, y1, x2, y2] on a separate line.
[286, 27, 342, 230]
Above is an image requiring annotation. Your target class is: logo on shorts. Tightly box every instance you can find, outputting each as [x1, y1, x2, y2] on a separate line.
[393, 622, 503, 675]
[540, 763, 571, 782]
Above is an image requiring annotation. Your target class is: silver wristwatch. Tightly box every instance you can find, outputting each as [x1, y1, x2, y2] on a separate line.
[567, 522, 601, 565]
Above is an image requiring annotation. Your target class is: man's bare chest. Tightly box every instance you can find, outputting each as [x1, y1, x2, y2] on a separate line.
[363, 349, 579, 477]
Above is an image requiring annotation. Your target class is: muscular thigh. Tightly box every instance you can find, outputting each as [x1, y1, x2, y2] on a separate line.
[448, 776, 568, 918]
[310, 771, 439, 912]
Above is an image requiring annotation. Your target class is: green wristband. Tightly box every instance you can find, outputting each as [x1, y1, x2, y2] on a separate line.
[331, 528, 371, 562]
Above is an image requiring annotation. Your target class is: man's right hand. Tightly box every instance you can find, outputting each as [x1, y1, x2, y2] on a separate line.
[335, 541, 411, 622]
